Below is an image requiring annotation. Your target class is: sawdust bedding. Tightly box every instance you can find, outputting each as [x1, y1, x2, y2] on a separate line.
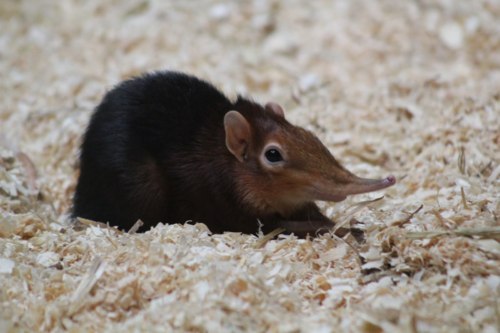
[0, 1, 499, 332]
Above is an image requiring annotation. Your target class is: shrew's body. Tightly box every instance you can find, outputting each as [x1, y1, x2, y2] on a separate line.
[73, 71, 395, 236]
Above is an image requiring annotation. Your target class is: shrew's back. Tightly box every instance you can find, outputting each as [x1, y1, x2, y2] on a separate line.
[72, 72, 234, 230]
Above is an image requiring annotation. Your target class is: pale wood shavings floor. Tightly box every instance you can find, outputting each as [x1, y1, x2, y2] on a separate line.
[0, 1, 499, 332]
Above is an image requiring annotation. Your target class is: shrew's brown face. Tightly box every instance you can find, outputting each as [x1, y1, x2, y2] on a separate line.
[224, 105, 396, 216]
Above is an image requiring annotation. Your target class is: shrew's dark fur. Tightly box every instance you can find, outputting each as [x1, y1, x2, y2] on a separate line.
[72, 71, 332, 235]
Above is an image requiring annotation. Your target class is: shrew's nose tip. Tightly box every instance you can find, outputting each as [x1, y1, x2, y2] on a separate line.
[385, 175, 396, 185]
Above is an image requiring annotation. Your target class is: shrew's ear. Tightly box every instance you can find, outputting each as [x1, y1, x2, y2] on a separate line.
[224, 111, 252, 162]
[265, 102, 285, 118]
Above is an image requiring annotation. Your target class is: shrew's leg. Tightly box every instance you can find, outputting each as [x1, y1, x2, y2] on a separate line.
[267, 203, 350, 238]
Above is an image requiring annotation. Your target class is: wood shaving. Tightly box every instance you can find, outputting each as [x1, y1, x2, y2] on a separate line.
[1, 1, 499, 332]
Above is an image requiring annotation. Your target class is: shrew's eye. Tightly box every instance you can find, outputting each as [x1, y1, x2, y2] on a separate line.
[265, 149, 283, 163]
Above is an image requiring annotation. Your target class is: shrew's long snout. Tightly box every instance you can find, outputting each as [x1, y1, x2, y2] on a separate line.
[341, 174, 396, 194]
[312, 171, 396, 202]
